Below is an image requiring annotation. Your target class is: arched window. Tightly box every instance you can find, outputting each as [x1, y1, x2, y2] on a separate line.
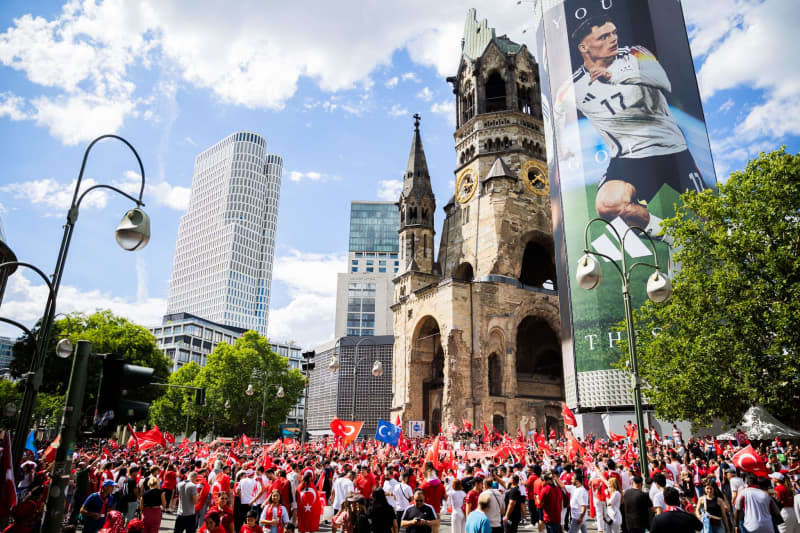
[493, 414, 505, 435]
[519, 241, 557, 289]
[453, 262, 474, 282]
[516, 317, 562, 380]
[488, 353, 502, 396]
[486, 72, 506, 112]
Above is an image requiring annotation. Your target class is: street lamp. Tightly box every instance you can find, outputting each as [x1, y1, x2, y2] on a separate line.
[300, 350, 315, 444]
[576, 217, 672, 481]
[329, 337, 384, 421]
[246, 374, 283, 442]
[2, 134, 150, 468]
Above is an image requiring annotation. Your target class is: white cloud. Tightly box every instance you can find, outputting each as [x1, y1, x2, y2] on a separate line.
[148, 181, 191, 211]
[385, 76, 399, 88]
[184, 137, 196, 146]
[431, 100, 456, 127]
[0, 92, 29, 121]
[287, 170, 335, 183]
[388, 104, 409, 118]
[377, 179, 403, 201]
[401, 72, 420, 82]
[0, 271, 166, 338]
[267, 250, 346, 348]
[32, 92, 136, 145]
[417, 87, 433, 102]
[717, 98, 735, 114]
[0, 178, 107, 212]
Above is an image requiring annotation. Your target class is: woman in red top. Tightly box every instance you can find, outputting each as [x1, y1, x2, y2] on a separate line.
[209, 491, 235, 533]
[199, 511, 226, 533]
[161, 464, 178, 512]
[772, 473, 797, 531]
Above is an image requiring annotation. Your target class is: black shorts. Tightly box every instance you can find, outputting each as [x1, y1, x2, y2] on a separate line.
[598, 149, 705, 203]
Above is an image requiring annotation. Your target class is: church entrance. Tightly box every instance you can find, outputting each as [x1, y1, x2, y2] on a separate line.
[516, 316, 565, 401]
[413, 316, 444, 435]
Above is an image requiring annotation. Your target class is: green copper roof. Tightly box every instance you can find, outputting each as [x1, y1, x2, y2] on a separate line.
[461, 8, 522, 60]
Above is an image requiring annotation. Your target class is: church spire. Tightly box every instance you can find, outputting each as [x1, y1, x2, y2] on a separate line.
[402, 113, 433, 201]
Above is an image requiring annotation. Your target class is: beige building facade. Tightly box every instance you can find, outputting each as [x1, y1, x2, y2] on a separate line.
[391, 10, 567, 437]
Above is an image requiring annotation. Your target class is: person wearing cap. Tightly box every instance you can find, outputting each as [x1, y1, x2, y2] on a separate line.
[81, 479, 117, 533]
[771, 472, 797, 533]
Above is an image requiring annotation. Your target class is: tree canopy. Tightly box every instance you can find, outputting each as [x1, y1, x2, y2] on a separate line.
[631, 148, 800, 428]
[149, 331, 305, 439]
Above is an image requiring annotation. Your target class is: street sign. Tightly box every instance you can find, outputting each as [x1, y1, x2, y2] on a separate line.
[408, 420, 424, 438]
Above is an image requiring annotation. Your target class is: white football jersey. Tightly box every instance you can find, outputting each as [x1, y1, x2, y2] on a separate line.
[556, 46, 686, 159]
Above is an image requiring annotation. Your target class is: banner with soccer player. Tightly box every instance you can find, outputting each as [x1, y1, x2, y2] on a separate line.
[531, 0, 717, 409]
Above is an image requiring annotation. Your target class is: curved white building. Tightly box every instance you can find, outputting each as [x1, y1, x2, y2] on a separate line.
[166, 131, 282, 336]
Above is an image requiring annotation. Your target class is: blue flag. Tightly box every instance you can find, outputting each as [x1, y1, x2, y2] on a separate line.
[375, 419, 401, 446]
[25, 430, 38, 459]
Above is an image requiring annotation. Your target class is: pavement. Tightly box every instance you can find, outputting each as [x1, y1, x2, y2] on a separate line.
[155, 506, 599, 533]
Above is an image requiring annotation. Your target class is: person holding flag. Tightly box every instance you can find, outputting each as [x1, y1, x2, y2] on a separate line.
[376, 420, 402, 447]
[296, 472, 323, 533]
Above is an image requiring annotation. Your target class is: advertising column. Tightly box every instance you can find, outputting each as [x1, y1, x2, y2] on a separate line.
[532, 0, 717, 421]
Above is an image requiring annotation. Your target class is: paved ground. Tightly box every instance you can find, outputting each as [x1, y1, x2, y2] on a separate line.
[155, 506, 598, 533]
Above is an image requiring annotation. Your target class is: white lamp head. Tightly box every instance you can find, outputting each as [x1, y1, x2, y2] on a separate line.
[276, 385, 285, 398]
[576, 253, 602, 290]
[329, 355, 340, 372]
[372, 360, 384, 377]
[224, 400, 230, 409]
[646, 271, 672, 303]
[115, 207, 150, 251]
[55, 338, 74, 359]
[245, 384, 254, 396]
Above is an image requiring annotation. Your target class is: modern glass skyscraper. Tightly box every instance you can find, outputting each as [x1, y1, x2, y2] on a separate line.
[334, 201, 399, 337]
[166, 131, 282, 335]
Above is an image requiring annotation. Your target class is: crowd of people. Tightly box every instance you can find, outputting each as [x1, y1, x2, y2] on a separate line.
[3, 425, 800, 533]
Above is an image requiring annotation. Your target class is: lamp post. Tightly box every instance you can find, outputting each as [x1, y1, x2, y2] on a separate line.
[300, 351, 315, 444]
[328, 337, 384, 421]
[575, 217, 672, 481]
[246, 378, 284, 443]
[2, 134, 150, 467]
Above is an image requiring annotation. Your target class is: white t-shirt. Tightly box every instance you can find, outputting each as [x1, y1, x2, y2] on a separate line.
[448, 489, 466, 516]
[735, 487, 774, 533]
[650, 486, 665, 511]
[567, 485, 589, 521]
[332, 476, 354, 510]
[239, 477, 258, 505]
[729, 476, 745, 499]
[393, 482, 413, 512]
[383, 479, 399, 506]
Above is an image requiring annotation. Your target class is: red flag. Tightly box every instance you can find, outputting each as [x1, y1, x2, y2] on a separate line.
[482, 423, 490, 441]
[732, 445, 769, 477]
[265, 439, 282, 454]
[41, 435, 60, 463]
[567, 434, 586, 460]
[164, 431, 175, 445]
[562, 403, 578, 427]
[516, 428, 524, 443]
[135, 426, 167, 447]
[395, 415, 401, 427]
[126, 424, 139, 449]
[241, 434, 251, 448]
[437, 422, 442, 435]
[107, 439, 119, 449]
[329, 418, 363, 446]
[297, 486, 322, 533]
[0, 431, 17, 519]
[462, 418, 473, 432]
[608, 431, 626, 442]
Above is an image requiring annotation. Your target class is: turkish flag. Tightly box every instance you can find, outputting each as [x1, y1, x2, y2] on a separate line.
[41, 435, 60, 463]
[562, 403, 578, 427]
[608, 431, 626, 442]
[164, 431, 175, 444]
[482, 423, 490, 441]
[330, 418, 363, 446]
[296, 486, 322, 533]
[136, 426, 167, 447]
[0, 431, 17, 519]
[241, 434, 251, 448]
[732, 444, 769, 477]
[567, 434, 586, 460]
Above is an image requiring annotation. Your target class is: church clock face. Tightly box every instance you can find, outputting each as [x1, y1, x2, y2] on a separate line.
[521, 160, 549, 196]
[455, 169, 477, 204]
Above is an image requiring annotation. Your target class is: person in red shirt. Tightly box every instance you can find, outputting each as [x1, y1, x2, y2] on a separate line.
[465, 474, 483, 516]
[162, 465, 178, 512]
[198, 511, 226, 533]
[354, 467, 375, 500]
[524, 465, 540, 525]
[195, 472, 212, 529]
[270, 471, 293, 512]
[209, 491, 235, 533]
[240, 510, 263, 533]
[538, 472, 563, 533]
[419, 469, 445, 514]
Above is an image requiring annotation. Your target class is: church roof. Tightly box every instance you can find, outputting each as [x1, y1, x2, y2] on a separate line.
[402, 114, 433, 200]
[482, 156, 516, 182]
[461, 8, 522, 60]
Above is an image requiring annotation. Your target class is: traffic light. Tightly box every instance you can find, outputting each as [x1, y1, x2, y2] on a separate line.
[96, 354, 154, 431]
[302, 350, 315, 373]
[195, 388, 206, 406]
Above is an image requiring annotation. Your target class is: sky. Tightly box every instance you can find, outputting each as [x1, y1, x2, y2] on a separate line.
[0, 0, 798, 350]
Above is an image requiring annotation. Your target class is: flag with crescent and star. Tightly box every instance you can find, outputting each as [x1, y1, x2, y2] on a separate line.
[375, 419, 402, 446]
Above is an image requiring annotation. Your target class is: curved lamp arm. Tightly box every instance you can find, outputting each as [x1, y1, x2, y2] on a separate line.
[0, 261, 55, 293]
[71, 134, 146, 208]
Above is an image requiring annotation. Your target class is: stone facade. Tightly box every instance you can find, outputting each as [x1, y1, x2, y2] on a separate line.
[391, 10, 566, 437]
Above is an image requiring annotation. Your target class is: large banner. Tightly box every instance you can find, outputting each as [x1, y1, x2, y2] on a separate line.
[532, 0, 717, 408]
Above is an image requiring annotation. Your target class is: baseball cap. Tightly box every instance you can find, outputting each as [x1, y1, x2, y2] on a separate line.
[102, 479, 115, 488]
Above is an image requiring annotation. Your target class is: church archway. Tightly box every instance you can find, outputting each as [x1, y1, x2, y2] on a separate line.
[493, 414, 505, 435]
[412, 316, 445, 435]
[516, 316, 564, 400]
[453, 262, 474, 282]
[486, 71, 506, 112]
[488, 353, 502, 396]
[519, 240, 557, 290]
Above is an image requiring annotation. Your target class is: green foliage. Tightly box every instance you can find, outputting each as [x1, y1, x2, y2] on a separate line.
[149, 331, 304, 439]
[0, 379, 63, 430]
[630, 148, 800, 428]
[10, 310, 170, 420]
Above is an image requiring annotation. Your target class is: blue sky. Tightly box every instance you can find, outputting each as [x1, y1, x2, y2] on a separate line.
[0, 0, 798, 349]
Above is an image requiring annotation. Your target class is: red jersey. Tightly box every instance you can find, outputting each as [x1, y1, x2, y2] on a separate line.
[354, 474, 375, 499]
[539, 484, 563, 525]
[465, 489, 480, 514]
[420, 478, 445, 513]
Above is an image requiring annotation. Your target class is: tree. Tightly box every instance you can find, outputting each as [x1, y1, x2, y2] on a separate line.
[148, 362, 201, 434]
[630, 148, 800, 428]
[0, 379, 64, 431]
[149, 331, 305, 439]
[10, 310, 170, 423]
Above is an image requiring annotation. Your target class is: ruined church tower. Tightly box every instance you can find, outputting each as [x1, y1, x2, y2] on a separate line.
[391, 9, 565, 436]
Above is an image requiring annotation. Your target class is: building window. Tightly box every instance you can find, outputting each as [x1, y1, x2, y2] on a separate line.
[351, 267, 358, 272]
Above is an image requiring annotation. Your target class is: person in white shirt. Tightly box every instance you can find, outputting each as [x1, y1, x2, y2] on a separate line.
[383, 467, 399, 509]
[649, 474, 666, 515]
[239, 470, 258, 507]
[567, 475, 589, 533]
[735, 474, 775, 533]
[393, 471, 414, 524]
[331, 470, 355, 514]
[447, 478, 467, 533]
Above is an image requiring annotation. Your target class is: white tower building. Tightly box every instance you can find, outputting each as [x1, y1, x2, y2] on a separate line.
[166, 131, 282, 335]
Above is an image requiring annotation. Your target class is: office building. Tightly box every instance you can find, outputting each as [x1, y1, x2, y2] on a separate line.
[334, 202, 399, 337]
[149, 312, 304, 426]
[306, 335, 393, 439]
[166, 131, 282, 335]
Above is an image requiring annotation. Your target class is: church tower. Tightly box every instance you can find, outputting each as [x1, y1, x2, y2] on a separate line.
[392, 9, 564, 438]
